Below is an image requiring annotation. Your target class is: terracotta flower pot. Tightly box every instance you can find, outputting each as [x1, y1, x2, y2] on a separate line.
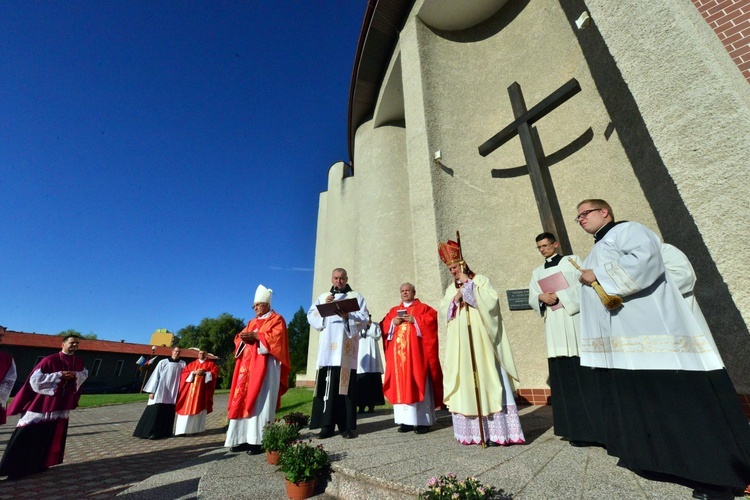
[266, 450, 280, 465]
[284, 478, 315, 499]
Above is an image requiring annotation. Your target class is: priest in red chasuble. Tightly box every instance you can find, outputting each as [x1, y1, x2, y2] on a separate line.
[382, 283, 443, 435]
[224, 284, 290, 455]
[175, 349, 219, 435]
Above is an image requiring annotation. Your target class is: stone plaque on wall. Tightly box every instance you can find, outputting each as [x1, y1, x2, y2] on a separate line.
[506, 289, 532, 311]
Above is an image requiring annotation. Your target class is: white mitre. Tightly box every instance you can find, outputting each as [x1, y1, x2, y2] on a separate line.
[254, 284, 272, 305]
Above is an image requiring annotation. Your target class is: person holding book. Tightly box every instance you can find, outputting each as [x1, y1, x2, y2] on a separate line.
[528, 232, 601, 447]
[381, 283, 443, 435]
[224, 285, 290, 454]
[307, 268, 368, 439]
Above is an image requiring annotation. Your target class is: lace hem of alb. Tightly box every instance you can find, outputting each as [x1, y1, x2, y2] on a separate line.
[17, 410, 70, 426]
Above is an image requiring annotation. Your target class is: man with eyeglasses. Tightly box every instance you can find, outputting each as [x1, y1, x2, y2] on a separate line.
[527, 233, 601, 447]
[575, 198, 750, 499]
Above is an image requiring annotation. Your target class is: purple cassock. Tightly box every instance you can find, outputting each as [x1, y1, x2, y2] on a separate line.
[0, 351, 88, 479]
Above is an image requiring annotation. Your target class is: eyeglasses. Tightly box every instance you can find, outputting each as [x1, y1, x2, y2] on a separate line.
[574, 208, 602, 223]
[536, 243, 555, 250]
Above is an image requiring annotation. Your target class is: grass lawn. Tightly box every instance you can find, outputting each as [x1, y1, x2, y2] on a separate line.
[276, 387, 314, 418]
[23, 387, 392, 418]
[73, 387, 316, 412]
[76, 393, 149, 407]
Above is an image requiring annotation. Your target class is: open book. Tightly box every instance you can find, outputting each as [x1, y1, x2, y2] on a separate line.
[315, 297, 360, 317]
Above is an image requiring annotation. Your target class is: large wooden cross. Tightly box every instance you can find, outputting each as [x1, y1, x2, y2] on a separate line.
[478, 78, 581, 255]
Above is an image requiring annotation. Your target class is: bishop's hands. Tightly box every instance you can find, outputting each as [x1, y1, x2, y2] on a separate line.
[60, 371, 77, 381]
[239, 330, 260, 344]
[193, 368, 206, 376]
[392, 314, 415, 325]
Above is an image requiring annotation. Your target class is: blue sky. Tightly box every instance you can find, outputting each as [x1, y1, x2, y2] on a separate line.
[1, 2, 366, 344]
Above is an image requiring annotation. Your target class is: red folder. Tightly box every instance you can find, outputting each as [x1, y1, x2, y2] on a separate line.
[537, 271, 570, 311]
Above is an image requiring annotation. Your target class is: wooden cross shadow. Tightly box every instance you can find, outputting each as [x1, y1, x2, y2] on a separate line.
[478, 78, 584, 255]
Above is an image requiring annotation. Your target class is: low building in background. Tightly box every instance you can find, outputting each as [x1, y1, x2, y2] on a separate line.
[3, 330, 199, 394]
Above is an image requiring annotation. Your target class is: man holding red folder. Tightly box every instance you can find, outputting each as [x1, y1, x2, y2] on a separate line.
[528, 232, 601, 447]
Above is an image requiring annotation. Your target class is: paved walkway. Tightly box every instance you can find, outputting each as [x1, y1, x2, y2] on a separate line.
[0, 395, 231, 499]
[0, 394, 730, 499]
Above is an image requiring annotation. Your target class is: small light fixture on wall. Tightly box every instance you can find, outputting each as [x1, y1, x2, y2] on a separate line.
[575, 11, 591, 30]
[433, 150, 442, 164]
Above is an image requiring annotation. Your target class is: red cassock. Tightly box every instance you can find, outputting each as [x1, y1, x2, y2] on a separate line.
[175, 359, 219, 416]
[227, 311, 291, 420]
[382, 300, 443, 407]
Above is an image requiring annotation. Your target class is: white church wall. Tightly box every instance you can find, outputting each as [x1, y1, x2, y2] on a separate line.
[581, 0, 750, 389]
[411, 1, 658, 388]
[305, 0, 750, 393]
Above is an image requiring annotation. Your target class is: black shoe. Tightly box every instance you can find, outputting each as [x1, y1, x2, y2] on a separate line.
[246, 445, 263, 455]
[147, 435, 159, 440]
[317, 427, 334, 439]
[229, 443, 251, 453]
[691, 487, 733, 500]
[357, 406, 365, 414]
[569, 440, 598, 448]
[486, 440, 501, 447]
[340, 430, 357, 439]
[414, 426, 430, 434]
[368, 406, 375, 413]
[398, 424, 414, 433]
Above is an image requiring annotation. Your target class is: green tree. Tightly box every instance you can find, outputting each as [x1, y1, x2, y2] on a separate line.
[58, 329, 98, 340]
[174, 313, 245, 389]
[286, 307, 310, 388]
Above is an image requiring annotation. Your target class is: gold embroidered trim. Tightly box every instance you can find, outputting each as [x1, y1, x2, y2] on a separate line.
[603, 262, 638, 295]
[581, 335, 713, 353]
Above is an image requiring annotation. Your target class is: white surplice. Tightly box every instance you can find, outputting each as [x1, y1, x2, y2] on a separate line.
[580, 222, 723, 371]
[528, 255, 582, 358]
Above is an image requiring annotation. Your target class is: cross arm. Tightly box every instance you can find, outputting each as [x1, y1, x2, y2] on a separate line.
[478, 78, 581, 157]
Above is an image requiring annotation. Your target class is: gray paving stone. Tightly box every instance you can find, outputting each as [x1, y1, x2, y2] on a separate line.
[0, 395, 714, 499]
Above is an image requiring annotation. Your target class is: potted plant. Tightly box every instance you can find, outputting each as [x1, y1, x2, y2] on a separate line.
[419, 474, 511, 500]
[261, 420, 300, 464]
[277, 439, 330, 500]
[282, 411, 310, 431]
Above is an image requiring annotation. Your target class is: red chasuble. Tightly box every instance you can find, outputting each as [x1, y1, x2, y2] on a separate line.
[176, 359, 219, 416]
[227, 311, 291, 420]
[382, 300, 443, 407]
